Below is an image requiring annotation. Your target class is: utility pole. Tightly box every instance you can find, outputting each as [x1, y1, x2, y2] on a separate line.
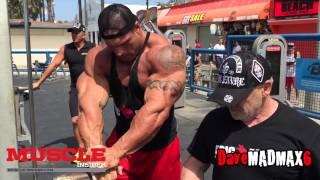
[23, 0, 37, 179]
[78, 0, 83, 24]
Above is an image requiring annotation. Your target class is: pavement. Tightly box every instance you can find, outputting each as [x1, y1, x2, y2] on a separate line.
[12, 75, 218, 180]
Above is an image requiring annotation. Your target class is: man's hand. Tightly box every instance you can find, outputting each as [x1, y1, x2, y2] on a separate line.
[87, 145, 121, 168]
[88, 145, 123, 180]
[32, 81, 41, 90]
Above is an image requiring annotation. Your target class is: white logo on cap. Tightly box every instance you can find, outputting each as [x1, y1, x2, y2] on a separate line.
[251, 60, 264, 83]
[224, 95, 234, 103]
[225, 55, 243, 73]
[222, 62, 230, 75]
[228, 70, 234, 75]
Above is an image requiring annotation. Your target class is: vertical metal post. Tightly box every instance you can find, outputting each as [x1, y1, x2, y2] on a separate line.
[0, 0, 19, 180]
[23, 0, 37, 179]
[101, 0, 104, 10]
[146, 0, 149, 10]
[78, 0, 83, 24]
[190, 49, 195, 92]
[84, 0, 88, 26]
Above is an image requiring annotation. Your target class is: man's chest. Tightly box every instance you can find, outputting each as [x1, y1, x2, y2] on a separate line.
[65, 49, 89, 65]
[115, 61, 150, 88]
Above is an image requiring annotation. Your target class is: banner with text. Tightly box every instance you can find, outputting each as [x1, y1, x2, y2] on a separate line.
[296, 58, 320, 92]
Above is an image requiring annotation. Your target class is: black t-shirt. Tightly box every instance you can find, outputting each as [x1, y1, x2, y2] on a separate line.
[64, 41, 95, 86]
[188, 101, 320, 180]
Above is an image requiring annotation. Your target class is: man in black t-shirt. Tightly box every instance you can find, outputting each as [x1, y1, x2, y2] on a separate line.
[182, 52, 320, 180]
[32, 23, 95, 157]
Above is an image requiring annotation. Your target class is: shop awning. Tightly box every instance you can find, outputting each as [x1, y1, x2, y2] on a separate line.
[158, 0, 270, 27]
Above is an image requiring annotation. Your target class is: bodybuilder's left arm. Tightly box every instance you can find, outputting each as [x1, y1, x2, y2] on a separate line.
[109, 45, 186, 158]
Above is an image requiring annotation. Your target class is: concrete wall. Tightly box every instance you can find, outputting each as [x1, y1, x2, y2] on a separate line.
[186, 25, 197, 48]
[10, 28, 71, 69]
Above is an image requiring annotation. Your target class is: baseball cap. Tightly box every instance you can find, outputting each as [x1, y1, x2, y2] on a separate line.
[98, 4, 138, 40]
[67, 23, 86, 33]
[208, 52, 272, 106]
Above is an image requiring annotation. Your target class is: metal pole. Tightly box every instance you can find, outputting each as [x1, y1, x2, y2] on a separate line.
[0, 0, 19, 179]
[23, 0, 37, 179]
[146, 0, 149, 10]
[84, 0, 88, 26]
[101, 0, 104, 10]
[78, 0, 83, 24]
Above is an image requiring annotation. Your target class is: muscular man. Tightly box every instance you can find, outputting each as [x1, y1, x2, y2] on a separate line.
[32, 23, 95, 156]
[182, 52, 320, 180]
[77, 4, 186, 180]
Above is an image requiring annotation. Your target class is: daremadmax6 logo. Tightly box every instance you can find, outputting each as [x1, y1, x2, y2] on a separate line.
[215, 145, 312, 167]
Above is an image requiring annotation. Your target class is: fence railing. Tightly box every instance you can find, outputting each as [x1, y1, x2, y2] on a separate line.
[11, 50, 68, 72]
[188, 34, 320, 119]
[188, 48, 227, 94]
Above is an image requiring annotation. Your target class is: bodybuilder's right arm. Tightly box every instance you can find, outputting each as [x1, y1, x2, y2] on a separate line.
[77, 47, 110, 148]
[32, 46, 65, 89]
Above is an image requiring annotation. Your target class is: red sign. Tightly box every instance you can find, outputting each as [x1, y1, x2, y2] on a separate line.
[172, 35, 182, 41]
[6, 148, 106, 162]
[267, 46, 281, 52]
[274, 0, 318, 17]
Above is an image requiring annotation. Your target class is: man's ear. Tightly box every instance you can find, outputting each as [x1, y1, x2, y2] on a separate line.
[133, 22, 141, 31]
[262, 80, 273, 97]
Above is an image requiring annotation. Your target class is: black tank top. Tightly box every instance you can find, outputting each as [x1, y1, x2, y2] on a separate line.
[64, 41, 95, 86]
[107, 32, 177, 151]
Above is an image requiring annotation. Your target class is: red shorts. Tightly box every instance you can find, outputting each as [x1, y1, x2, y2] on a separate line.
[105, 129, 181, 180]
[286, 77, 295, 89]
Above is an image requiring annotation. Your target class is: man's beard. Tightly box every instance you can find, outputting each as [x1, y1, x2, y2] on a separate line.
[229, 103, 262, 122]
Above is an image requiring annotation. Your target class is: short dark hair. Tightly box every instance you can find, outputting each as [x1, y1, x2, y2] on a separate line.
[98, 4, 138, 40]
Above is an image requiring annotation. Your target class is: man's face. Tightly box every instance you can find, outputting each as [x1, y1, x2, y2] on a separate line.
[104, 29, 140, 61]
[288, 47, 294, 54]
[71, 31, 85, 43]
[228, 86, 264, 121]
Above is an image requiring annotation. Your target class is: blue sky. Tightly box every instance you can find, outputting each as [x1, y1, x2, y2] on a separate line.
[54, 0, 168, 21]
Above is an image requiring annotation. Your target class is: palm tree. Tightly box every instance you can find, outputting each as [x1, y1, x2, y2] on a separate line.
[46, 0, 54, 22]
[8, 0, 23, 19]
[29, 0, 42, 20]
[8, 0, 42, 21]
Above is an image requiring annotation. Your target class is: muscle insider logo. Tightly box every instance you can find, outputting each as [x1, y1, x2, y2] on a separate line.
[6, 148, 106, 162]
[217, 149, 312, 167]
